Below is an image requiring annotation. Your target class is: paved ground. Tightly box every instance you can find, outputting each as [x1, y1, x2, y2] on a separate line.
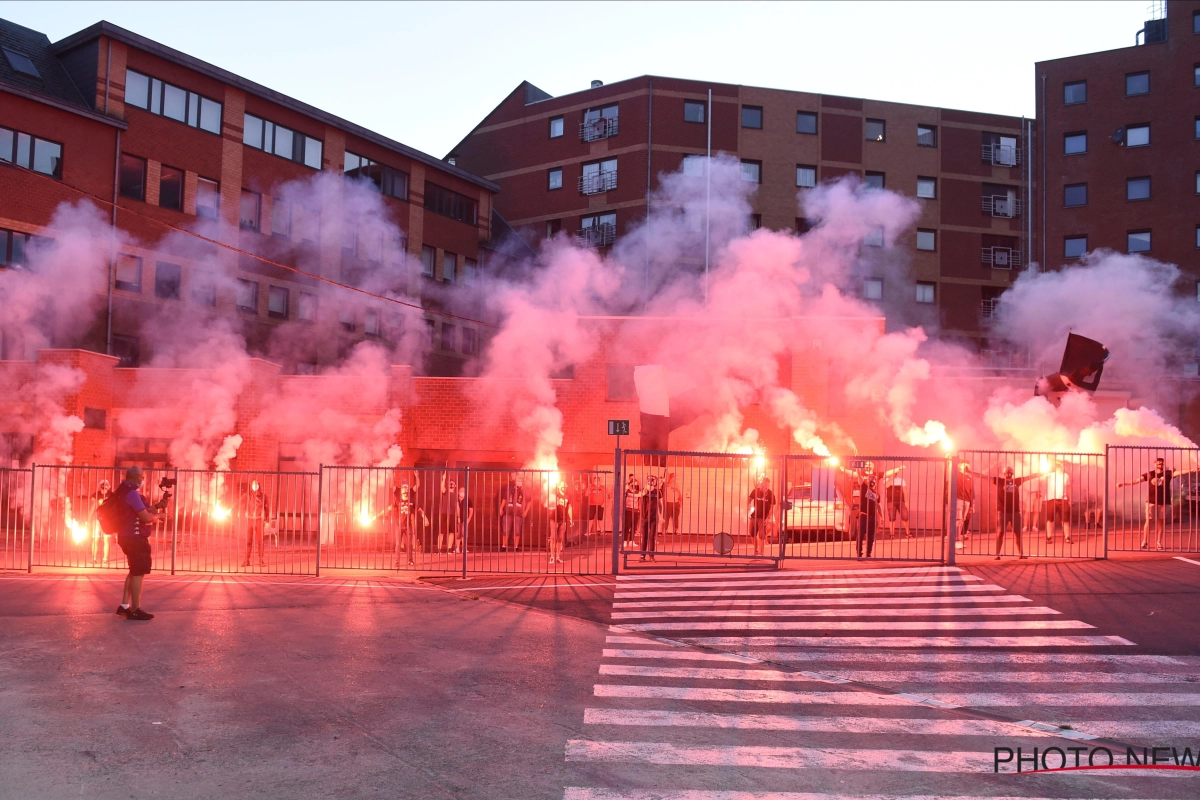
[1, 556, 1199, 798]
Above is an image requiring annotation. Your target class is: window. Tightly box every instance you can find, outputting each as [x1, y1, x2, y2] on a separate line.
[118, 153, 145, 200]
[1064, 81, 1087, 104]
[684, 101, 706, 124]
[740, 160, 762, 183]
[2, 128, 65, 179]
[0, 228, 34, 268]
[796, 112, 817, 135]
[915, 282, 936, 304]
[606, 365, 636, 400]
[3, 48, 40, 78]
[1127, 230, 1151, 253]
[461, 327, 478, 355]
[423, 318, 436, 346]
[863, 278, 883, 300]
[548, 168, 562, 190]
[1195, 116, 1200, 140]
[124, 69, 222, 134]
[916, 177, 936, 199]
[114, 254, 142, 292]
[344, 151, 409, 200]
[863, 227, 884, 247]
[339, 308, 355, 333]
[365, 310, 382, 337]
[1125, 72, 1150, 96]
[795, 217, 813, 235]
[421, 246, 436, 277]
[864, 171, 884, 190]
[1126, 124, 1150, 147]
[1063, 183, 1088, 207]
[159, 166, 183, 211]
[153, 262, 181, 300]
[239, 190, 260, 230]
[111, 335, 140, 367]
[748, 214, 762, 231]
[1064, 236, 1087, 259]
[683, 155, 706, 176]
[546, 219, 561, 238]
[915, 230, 936, 251]
[196, 178, 219, 220]
[741, 105, 763, 129]
[795, 165, 816, 188]
[298, 291, 317, 321]
[192, 272, 216, 306]
[267, 286, 288, 319]
[580, 158, 618, 194]
[549, 116, 564, 138]
[1195, 10, 1200, 34]
[272, 198, 291, 237]
[1196, 170, 1200, 194]
[463, 257, 477, 284]
[236, 279, 258, 312]
[82, 408, 106, 430]
[916, 124, 937, 147]
[424, 183, 478, 224]
[243, 113, 322, 169]
[1194, 65, 1200, 87]
[440, 323, 456, 352]
[1064, 132, 1087, 154]
[355, 225, 383, 263]
[865, 119, 885, 142]
[579, 212, 617, 247]
[1127, 176, 1151, 201]
[1196, 225, 1200, 249]
[443, 251, 457, 283]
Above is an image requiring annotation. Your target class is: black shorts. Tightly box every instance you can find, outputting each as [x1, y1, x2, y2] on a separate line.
[588, 504, 605, 521]
[1043, 499, 1069, 524]
[117, 535, 152, 576]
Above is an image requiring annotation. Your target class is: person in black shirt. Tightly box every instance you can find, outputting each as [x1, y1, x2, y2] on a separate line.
[747, 475, 776, 556]
[640, 474, 664, 562]
[388, 483, 427, 567]
[1119, 457, 1200, 550]
[239, 479, 271, 568]
[453, 484, 473, 555]
[498, 478, 528, 551]
[989, 466, 1043, 559]
[549, 482, 572, 565]
[89, 479, 113, 565]
[622, 474, 642, 546]
[837, 462, 903, 559]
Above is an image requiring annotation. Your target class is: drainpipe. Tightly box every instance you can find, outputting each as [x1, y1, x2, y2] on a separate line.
[1040, 74, 1046, 272]
[704, 88, 712, 306]
[106, 129, 120, 356]
[644, 78, 653, 303]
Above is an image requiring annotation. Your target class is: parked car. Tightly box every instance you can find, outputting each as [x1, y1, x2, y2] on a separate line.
[782, 483, 849, 542]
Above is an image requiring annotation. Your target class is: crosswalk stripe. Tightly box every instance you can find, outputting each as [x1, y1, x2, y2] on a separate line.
[614, 619, 1093, 632]
[611, 606, 1059, 620]
[671, 635, 1134, 647]
[596, 663, 1196, 685]
[594, 684, 1200, 706]
[616, 575, 983, 592]
[614, 566, 964, 581]
[564, 791, 1170, 800]
[604, 648, 1174, 665]
[613, 595, 1032, 609]
[614, 584, 1009, 600]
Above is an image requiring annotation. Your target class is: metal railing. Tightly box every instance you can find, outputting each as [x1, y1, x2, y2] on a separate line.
[981, 246, 1022, 269]
[576, 223, 616, 248]
[982, 143, 1021, 166]
[579, 170, 617, 195]
[0, 467, 31, 571]
[982, 195, 1023, 218]
[580, 116, 619, 142]
[1107, 446, 1200, 552]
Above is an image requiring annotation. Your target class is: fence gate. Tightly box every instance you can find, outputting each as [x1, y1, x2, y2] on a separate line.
[780, 454, 949, 563]
[0, 467, 31, 571]
[954, 451, 1105, 559]
[318, 465, 615, 575]
[1107, 445, 1200, 553]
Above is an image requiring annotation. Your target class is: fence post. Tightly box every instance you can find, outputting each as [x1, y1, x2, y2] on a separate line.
[611, 447, 622, 575]
[169, 469, 178, 576]
[462, 467, 469, 579]
[1102, 446, 1110, 560]
[776, 456, 787, 566]
[315, 465, 324, 578]
[26, 465, 36, 574]
[946, 455, 958, 566]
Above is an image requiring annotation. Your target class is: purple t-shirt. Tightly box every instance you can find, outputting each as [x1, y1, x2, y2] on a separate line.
[119, 481, 149, 536]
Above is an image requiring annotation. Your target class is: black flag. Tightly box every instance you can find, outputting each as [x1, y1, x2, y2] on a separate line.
[1035, 333, 1109, 406]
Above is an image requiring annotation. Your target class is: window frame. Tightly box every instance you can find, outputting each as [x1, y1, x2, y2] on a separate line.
[243, 111, 322, 169]
[549, 116, 564, 138]
[440, 323, 456, 352]
[741, 105, 763, 129]
[196, 177, 219, 220]
[298, 291, 317, 322]
[795, 164, 816, 189]
[915, 176, 936, 199]
[1063, 132, 1087, 155]
[1126, 176, 1151, 202]
[461, 327, 478, 356]
[740, 159, 762, 184]
[864, 171, 885, 190]
[158, 165, 184, 211]
[424, 182, 479, 225]
[1126, 230, 1152, 254]
[865, 118, 886, 142]
[796, 111, 818, 135]
[1063, 182, 1088, 208]
[915, 281, 936, 304]
[239, 189, 261, 231]
[153, 261, 181, 300]
[915, 229, 936, 251]
[124, 68, 222, 135]
[916, 124, 937, 147]
[1125, 71, 1150, 96]
[421, 245, 436, 278]
[118, 153, 146, 201]
[863, 277, 884, 300]
[684, 101, 706, 124]
[267, 285, 289, 319]
[548, 167, 563, 191]
[1063, 235, 1088, 259]
[114, 254, 142, 292]
[1125, 124, 1150, 148]
[443, 251, 457, 283]
[236, 278, 259, 313]
[1063, 81, 1087, 105]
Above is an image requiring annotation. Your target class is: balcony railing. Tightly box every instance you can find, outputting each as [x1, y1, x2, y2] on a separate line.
[982, 143, 1021, 166]
[576, 223, 616, 248]
[981, 298, 1000, 319]
[578, 169, 618, 195]
[981, 246, 1023, 269]
[982, 195, 1022, 218]
[580, 116, 619, 142]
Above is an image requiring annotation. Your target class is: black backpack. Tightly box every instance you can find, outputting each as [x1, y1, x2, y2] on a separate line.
[96, 483, 134, 535]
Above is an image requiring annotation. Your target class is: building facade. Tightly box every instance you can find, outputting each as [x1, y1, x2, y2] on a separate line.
[449, 76, 1033, 347]
[1, 18, 501, 377]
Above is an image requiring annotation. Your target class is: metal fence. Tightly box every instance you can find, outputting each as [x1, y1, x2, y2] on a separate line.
[1107, 445, 1200, 552]
[0, 468, 31, 571]
[954, 451, 1106, 560]
[318, 466, 616, 575]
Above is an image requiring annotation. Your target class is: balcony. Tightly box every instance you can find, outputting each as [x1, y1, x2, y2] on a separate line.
[580, 116, 619, 142]
[981, 246, 1023, 269]
[579, 169, 618, 195]
[980, 298, 1000, 319]
[576, 223, 616, 248]
[982, 143, 1021, 167]
[982, 195, 1022, 218]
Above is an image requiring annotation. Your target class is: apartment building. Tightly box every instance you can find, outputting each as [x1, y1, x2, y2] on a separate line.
[449, 76, 1031, 344]
[0, 18, 501, 376]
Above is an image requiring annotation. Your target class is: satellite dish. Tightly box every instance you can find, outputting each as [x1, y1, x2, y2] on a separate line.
[1112, 127, 1125, 144]
[713, 532, 734, 555]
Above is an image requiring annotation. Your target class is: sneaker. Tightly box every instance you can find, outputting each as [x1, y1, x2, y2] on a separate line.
[115, 605, 129, 617]
[1141, 541, 1149, 550]
[1019, 555, 1028, 559]
[994, 556, 1001, 560]
[407, 560, 415, 566]
[1046, 534, 1053, 542]
[557, 557, 564, 564]
[126, 608, 154, 621]
[1065, 537, 1072, 544]
[1157, 542, 1164, 551]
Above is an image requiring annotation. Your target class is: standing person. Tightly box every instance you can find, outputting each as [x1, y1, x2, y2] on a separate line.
[990, 466, 1043, 560]
[640, 474, 664, 562]
[453, 483, 474, 555]
[954, 462, 975, 549]
[663, 473, 683, 536]
[885, 468, 912, 539]
[549, 482, 572, 564]
[747, 475, 776, 557]
[498, 477, 527, 551]
[1119, 457, 1199, 550]
[113, 466, 165, 621]
[434, 472, 459, 553]
[622, 474, 642, 547]
[1043, 459, 1072, 545]
[89, 479, 113, 565]
[388, 483, 427, 567]
[586, 475, 607, 537]
[239, 479, 271, 568]
[855, 463, 883, 559]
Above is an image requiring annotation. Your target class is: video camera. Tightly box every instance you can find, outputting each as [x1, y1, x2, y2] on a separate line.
[156, 477, 177, 511]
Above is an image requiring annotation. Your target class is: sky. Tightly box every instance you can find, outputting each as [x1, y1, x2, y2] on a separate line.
[0, 1, 1151, 159]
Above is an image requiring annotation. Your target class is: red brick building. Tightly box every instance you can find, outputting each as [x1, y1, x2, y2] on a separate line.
[449, 76, 1032, 348]
[1036, 0, 1200, 340]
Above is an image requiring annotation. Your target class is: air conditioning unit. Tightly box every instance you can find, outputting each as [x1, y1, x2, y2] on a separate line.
[993, 248, 1011, 268]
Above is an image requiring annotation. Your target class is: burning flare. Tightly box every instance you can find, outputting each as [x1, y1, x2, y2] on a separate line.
[211, 504, 231, 521]
[66, 515, 88, 544]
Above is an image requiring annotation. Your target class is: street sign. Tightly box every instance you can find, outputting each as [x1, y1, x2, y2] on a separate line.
[608, 419, 630, 436]
[850, 460, 868, 470]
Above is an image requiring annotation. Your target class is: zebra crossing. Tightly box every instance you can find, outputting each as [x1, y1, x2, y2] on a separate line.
[564, 565, 1200, 799]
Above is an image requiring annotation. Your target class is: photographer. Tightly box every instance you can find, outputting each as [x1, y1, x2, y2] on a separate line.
[114, 466, 167, 621]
